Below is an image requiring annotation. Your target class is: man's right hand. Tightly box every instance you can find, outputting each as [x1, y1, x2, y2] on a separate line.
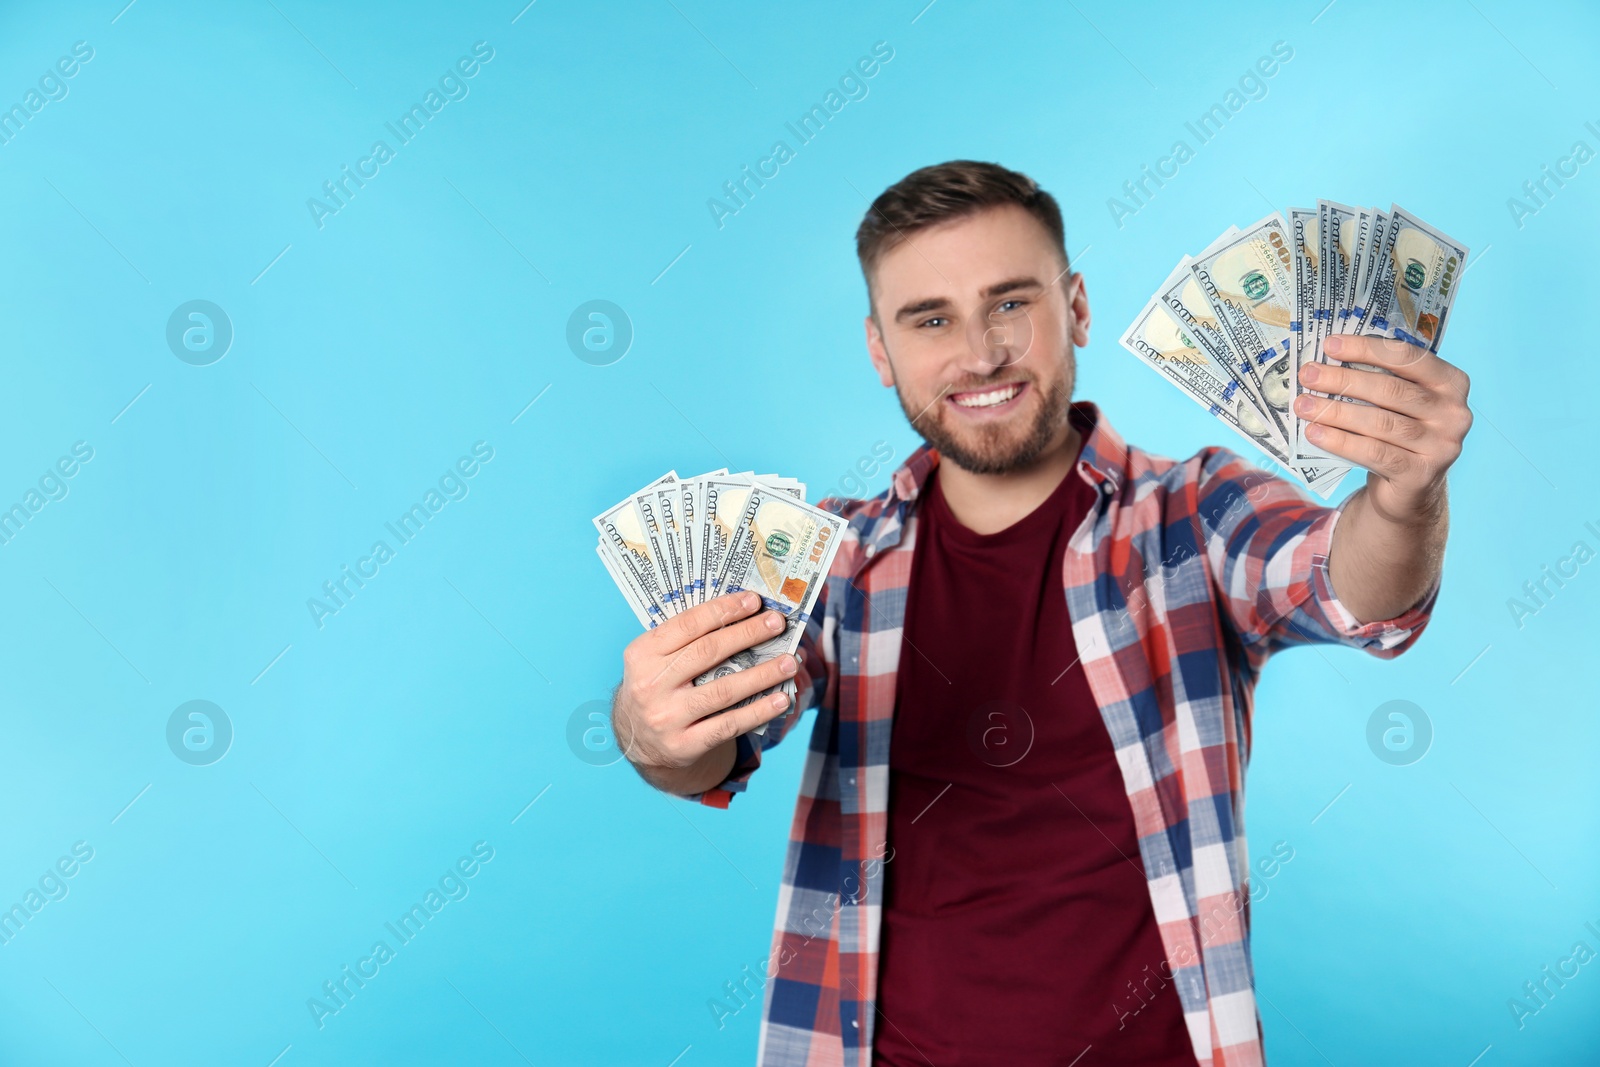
[612, 591, 800, 796]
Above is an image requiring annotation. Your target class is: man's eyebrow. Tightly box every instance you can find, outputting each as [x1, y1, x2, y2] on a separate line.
[892, 276, 1045, 323]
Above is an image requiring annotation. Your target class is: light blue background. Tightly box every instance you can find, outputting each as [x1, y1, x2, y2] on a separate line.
[0, 1, 1595, 1064]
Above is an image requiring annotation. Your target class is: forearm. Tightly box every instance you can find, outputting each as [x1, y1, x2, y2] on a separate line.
[1327, 481, 1449, 624]
[628, 737, 736, 797]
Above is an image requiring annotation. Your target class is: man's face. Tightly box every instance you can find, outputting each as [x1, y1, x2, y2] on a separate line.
[864, 203, 1091, 475]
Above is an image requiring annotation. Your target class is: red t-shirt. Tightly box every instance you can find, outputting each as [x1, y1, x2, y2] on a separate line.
[872, 454, 1196, 1066]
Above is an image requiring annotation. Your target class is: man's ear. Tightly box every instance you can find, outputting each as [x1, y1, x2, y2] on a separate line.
[1067, 272, 1091, 347]
[864, 314, 896, 388]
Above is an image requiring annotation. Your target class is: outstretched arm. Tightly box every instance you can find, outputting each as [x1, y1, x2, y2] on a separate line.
[1296, 333, 1473, 624]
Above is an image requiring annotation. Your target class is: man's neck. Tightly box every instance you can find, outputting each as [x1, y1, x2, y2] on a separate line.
[935, 420, 1084, 536]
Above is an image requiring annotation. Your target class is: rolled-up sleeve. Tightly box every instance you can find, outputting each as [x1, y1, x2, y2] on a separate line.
[1298, 497, 1440, 654]
[1195, 447, 1439, 661]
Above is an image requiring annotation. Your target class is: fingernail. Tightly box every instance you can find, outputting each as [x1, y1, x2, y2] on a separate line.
[1301, 363, 1320, 383]
[1294, 395, 1313, 414]
[779, 654, 797, 673]
[1324, 336, 1344, 355]
[771, 692, 790, 709]
[1307, 423, 1326, 440]
[765, 611, 784, 631]
[742, 592, 759, 610]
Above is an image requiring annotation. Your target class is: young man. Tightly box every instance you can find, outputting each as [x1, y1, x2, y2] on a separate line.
[611, 161, 1469, 1066]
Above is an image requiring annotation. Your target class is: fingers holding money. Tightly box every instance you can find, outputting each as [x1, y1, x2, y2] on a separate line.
[641, 590, 763, 660]
[613, 618, 796, 773]
[1313, 335, 1464, 402]
[1294, 392, 1468, 498]
[656, 604, 789, 691]
[687, 653, 798, 724]
[1299, 362, 1432, 419]
[1293, 392, 1428, 454]
[1298, 334, 1472, 463]
[1293, 418, 1433, 486]
[686, 665, 798, 749]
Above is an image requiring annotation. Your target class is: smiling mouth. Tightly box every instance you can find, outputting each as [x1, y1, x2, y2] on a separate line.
[948, 381, 1027, 409]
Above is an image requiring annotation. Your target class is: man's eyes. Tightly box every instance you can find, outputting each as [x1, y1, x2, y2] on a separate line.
[916, 300, 1027, 329]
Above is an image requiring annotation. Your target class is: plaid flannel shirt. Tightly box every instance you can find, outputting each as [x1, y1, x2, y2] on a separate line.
[695, 400, 1439, 1067]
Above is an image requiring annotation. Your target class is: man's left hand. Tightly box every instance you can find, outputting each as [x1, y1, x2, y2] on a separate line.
[1295, 334, 1473, 524]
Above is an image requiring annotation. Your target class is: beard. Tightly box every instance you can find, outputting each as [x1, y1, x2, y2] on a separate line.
[892, 364, 1074, 476]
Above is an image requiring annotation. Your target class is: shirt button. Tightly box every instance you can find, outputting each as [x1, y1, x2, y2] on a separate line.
[851, 1020, 859, 1028]
[848, 775, 856, 785]
[864, 544, 876, 558]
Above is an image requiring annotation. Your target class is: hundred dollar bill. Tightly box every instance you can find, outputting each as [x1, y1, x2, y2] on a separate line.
[595, 543, 656, 629]
[698, 483, 845, 704]
[633, 479, 687, 614]
[681, 468, 726, 606]
[1362, 204, 1468, 353]
[675, 477, 701, 608]
[1349, 209, 1389, 333]
[1295, 201, 1358, 462]
[1313, 202, 1330, 352]
[593, 472, 676, 625]
[1143, 257, 1281, 439]
[1288, 207, 1320, 448]
[1157, 240, 1284, 439]
[1336, 204, 1371, 333]
[1303, 463, 1352, 498]
[1299, 200, 1367, 460]
[1342, 207, 1381, 334]
[1288, 207, 1318, 347]
[1124, 274, 1276, 446]
[685, 472, 807, 610]
[752, 473, 806, 500]
[1121, 271, 1348, 497]
[659, 481, 696, 612]
[1312, 202, 1332, 351]
[699, 474, 757, 604]
[1187, 213, 1299, 443]
[1322, 200, 1357, 337]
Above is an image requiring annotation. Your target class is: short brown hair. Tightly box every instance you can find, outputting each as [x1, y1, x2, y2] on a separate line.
[855, 160, 1069, 314]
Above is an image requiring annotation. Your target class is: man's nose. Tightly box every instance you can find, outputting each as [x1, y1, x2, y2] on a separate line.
[961, 305, 1035, 371]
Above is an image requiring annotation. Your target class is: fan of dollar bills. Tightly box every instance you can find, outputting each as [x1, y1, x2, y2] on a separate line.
[1119, 201, 1468, 499]
[593, 470, 845, 735]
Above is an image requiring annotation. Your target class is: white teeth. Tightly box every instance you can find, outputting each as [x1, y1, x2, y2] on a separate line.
[952, 383, 1021, 408]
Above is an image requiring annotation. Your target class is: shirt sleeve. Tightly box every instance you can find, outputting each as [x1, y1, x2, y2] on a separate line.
[690, 560, 838, 808]
[1193, 446, 1440, 661]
